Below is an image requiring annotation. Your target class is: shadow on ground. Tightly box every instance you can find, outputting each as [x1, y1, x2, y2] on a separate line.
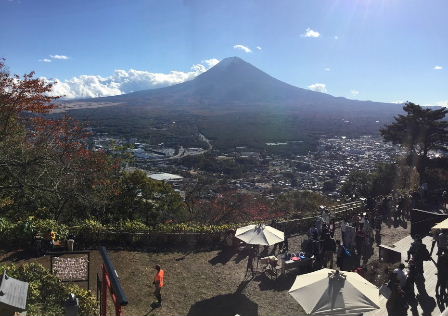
[436, 293, 448, 315]
[186, 293, 258, 316]
[208, 248, 236, 266]
[417, 294, 436, 316]
[254, 273, 296, 292]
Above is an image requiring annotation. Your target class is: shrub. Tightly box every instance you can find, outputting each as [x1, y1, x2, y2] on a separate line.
[118, 219, 150, 232]
[70, 219, 106, 245]
[0, 217, 71, 248]
[0, 263, 98, 316]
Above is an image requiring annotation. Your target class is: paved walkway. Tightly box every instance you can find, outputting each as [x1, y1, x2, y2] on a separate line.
[366, 235, 445, 316]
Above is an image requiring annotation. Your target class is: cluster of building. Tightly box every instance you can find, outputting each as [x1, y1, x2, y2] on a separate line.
[91, 134, 403, 200]
[191, 135, 402, 198]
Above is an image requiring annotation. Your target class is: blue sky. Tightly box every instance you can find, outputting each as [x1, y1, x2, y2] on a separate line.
[1, 0, 447, 105]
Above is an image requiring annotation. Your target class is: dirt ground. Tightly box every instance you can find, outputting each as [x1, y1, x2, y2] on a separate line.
[0, 221, 411, 316]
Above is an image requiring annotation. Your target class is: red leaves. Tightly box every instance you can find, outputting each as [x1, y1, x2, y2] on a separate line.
[1, 60, 59, 140]
[1, 60, 121, 220]
[0, 60, 58, 113]
[196, 191, 280, 224]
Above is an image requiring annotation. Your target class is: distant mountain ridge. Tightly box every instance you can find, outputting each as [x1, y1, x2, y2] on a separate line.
[65, 57, 406, 149]
[73, 56, 402, 116]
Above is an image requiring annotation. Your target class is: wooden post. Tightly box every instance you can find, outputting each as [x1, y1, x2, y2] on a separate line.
[115, 304, 123, 316]
[101, 264, 107, 316]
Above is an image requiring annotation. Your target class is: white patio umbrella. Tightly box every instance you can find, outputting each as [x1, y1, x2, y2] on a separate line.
[288, 269, 380, 315]
[235, 224, 284, 246]
[432, 218, 448, 230]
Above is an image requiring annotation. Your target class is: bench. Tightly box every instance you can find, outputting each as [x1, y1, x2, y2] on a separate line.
[33, 235, 67, 255]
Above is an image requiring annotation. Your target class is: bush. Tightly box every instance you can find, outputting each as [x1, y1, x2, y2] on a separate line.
[0, 263, 98, 316]
[70, 219, 106, 245]
[117, 219, 150, 232]
[0, 216, 263, 248]
[0, 217, 69, 248]
[154, 222, 237, 233]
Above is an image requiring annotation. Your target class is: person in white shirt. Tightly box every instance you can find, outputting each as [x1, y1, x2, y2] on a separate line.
[344, 223, 356, 249]
[321, 207, 331, 225]
[341, 219, 347, 240]
[393, 263, 408, 289]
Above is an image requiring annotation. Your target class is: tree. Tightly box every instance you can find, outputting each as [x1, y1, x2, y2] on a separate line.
[341, 163, 420, 199]
[272, 190, 332, 219]
[380, 102, 448, 178]
[111, 170, 186, 225]
[0, 59, 57, 140]
[0, 60, 121, 221]
[340, 170, 373, 198]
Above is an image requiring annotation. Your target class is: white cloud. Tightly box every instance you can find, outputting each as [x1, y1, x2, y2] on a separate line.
[43, 58, 220, 99]
[435, 100, 448, 107]
[351, 90, 360, 96]
[202, 58, 220, 68]
[50, 54, 70, 60]
[308, 83, 327, 93]
[39, 58, 52, 63]
[434, 65, 443, 70]
[256, 46, 262, 50]
[324, 67, 331, 71]
[391, 100, 404, 104]
[233, 44, 252, 53]
[301, 28, 320, 38]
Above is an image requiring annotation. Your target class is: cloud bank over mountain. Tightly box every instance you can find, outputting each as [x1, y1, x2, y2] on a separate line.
[44, 58, 219, 99]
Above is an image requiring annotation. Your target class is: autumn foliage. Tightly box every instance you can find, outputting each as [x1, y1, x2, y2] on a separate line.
[0, 60, 121, 221]
[0, 59, 58, 139]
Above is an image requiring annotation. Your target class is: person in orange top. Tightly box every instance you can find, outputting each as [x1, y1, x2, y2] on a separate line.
[47, 229, 56, 250]
[153, 264, 165, 306]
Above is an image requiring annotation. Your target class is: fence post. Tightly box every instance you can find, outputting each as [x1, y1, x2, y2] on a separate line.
[101, 264, 107, 316]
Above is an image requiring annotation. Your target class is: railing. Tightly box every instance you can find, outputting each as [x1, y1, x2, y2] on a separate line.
[273, 200, 365, 235]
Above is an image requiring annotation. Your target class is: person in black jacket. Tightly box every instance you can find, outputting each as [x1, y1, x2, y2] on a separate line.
[436, 249, 448, 298]
[323, 233, 336, 268]
[406, 236, 430, 276]
[386, 281, 408, 316]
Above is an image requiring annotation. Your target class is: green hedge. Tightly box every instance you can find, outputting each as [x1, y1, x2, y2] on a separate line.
[0, 217, 69, 247]
[0, 263, 97, 316]
[0, 217, 242, 248]
[0, 207, 362, 248]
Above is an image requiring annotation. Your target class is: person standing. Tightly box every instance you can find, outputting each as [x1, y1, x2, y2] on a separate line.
[406, 236, 430, 274]
[393, 263, 408, 289]
[336, 240, 345, 270]
[323, 233, 336, 268]
[344, 222, 356, 250]
[246, 246, 256, 277]
[321, 207, 331, 226]
[436, 249, 448, 297]
[153, 264, 165, 307]
[386, 282, 408, 316]
[406, 259, 427, 298]
[340, 218, 347, 242]
[430, 229, 448, 257]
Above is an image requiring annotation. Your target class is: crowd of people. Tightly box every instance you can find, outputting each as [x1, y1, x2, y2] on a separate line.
[384, 230, 448, 316]
[263, 193, 415, 276]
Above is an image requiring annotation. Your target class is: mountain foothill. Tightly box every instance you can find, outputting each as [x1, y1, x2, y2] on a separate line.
[63, 57, 404, 149]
